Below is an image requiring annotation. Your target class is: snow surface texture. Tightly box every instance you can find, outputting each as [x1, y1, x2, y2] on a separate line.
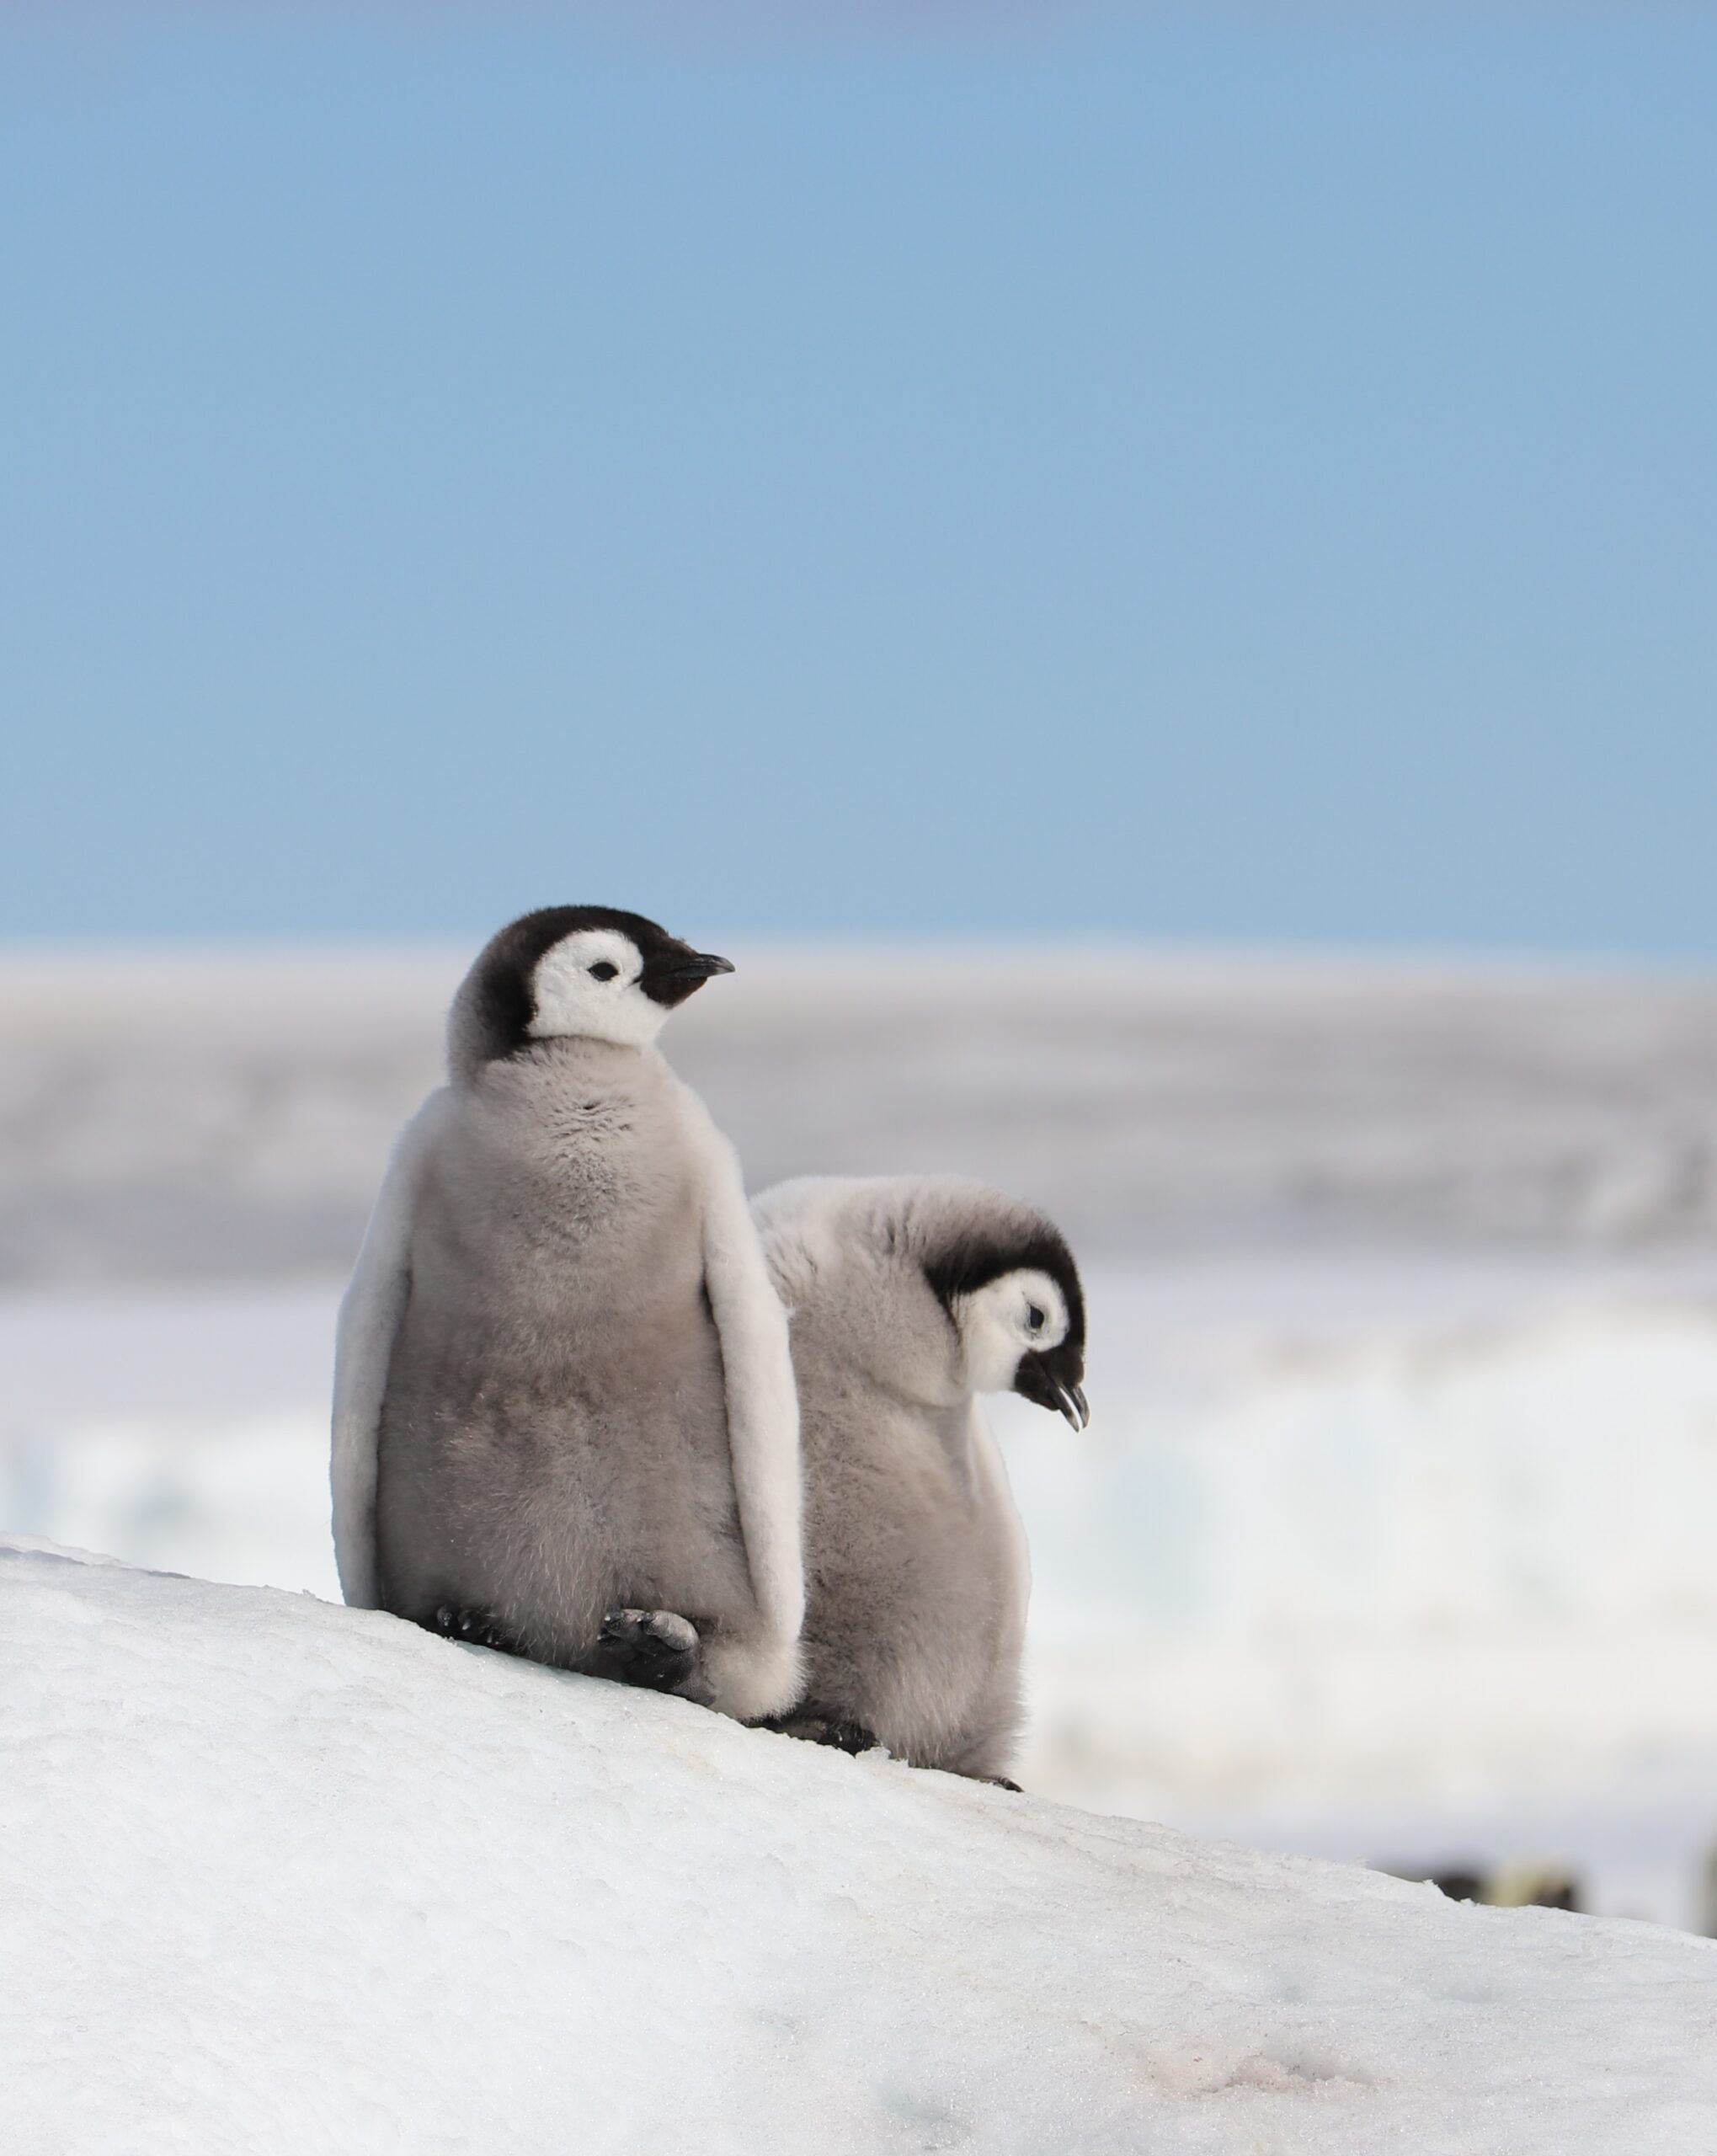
[8, 1264, 1717, 1928]
[6, 947, 1717, 1283]
[7, 1538, 1716, 2156]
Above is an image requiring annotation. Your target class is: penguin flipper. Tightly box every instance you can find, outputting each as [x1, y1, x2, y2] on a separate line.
[677, 1087, 805, 1647]
[330, 1089, 455, 1610]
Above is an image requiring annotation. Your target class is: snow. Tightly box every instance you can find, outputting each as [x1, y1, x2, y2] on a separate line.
[6, 1537, 1716, 2155]
[8, 1260, 1717, 1929]
[6, 937, 1717, 2066]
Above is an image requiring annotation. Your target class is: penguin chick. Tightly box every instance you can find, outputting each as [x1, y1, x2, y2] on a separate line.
[331, 906, 803, 1722]
[750, 1176, 1088, 1782]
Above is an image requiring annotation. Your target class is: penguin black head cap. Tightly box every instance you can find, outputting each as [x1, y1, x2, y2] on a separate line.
[448, 905, 734, 1075]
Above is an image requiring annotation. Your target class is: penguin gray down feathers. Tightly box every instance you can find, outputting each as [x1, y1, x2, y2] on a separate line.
[751, 1175, 1088, 1782]
[330, 906, 804, 1723]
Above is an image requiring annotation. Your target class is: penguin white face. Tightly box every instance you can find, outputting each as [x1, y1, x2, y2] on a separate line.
[957, 1269, 1071, 1394]
[529, 928, 669, 1050]
[447, 905, 735, 1076]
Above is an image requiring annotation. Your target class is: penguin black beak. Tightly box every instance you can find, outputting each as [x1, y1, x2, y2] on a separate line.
[1013, 1351, 1090, 1430]
[641, 949, 737, 1007]
[1053, 1381, 1090, 1432]
[659, 953, 735, 987]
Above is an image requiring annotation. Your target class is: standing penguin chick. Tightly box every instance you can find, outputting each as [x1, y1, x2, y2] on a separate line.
[331, 907, 803, 1722]
[750, 1177, 1088, 1782]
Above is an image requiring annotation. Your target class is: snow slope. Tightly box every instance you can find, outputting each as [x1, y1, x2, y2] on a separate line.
[8, 1268, 1717, 1927]
[6, 1540, 1715, 2155]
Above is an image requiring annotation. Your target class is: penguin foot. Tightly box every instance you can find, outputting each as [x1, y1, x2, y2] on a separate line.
[429, 1604, 523, 1657]
[757, 1706, 879, 1756]
[595, 1608, 712, 1704]
[978, 1774, 1024, 1794]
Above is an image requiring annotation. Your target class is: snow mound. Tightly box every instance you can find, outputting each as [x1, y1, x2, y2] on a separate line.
[6, 1540, 1715, 2155]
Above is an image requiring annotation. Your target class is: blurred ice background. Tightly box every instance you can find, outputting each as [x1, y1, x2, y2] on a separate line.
[6, 945, 1717, 1929]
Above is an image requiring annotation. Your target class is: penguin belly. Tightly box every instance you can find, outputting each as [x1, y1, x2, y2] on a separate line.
[372, 1088, 753, 1669]
[797, 1396, 1028, 1777]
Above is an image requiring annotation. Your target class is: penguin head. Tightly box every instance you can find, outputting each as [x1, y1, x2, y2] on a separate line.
[923, 1209, 1090, 1430]
[946, 1267, 1089, 1429]
[448, 905, 734, 1075]
[755, 1177, 1090, 1428]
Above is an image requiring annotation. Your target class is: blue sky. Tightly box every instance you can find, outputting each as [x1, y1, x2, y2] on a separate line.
[3, 6, 1713, 951]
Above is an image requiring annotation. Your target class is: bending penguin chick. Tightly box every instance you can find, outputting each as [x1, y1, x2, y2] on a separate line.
[330, 906, 803, 1722]
[750, 1176, 1088, 1783]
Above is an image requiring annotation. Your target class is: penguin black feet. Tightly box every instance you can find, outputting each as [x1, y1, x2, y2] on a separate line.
[592, 1608, 713, 1705]
[429, 1604, 524, 1657]
[757, 1705, 880, 1756]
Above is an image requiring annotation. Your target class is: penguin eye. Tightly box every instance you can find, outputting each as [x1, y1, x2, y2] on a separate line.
[588, 962, 620, 982]
[1025, 1303, 1046, 1333]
